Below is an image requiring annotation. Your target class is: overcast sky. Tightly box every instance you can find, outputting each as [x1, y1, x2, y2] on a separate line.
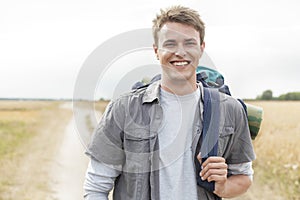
[1, 0, 299, 99]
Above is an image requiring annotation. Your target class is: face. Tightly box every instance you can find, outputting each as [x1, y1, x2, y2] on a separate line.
[154, 22, 205, 86]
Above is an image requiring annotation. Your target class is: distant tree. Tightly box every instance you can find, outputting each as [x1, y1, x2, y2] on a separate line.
[261, 90, 273, 100]
[278, 92, 300, 100]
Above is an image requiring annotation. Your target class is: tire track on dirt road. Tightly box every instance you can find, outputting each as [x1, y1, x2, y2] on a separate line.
[50, 103, 96, 200]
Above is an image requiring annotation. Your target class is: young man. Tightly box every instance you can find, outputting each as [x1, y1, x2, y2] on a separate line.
[84, 5, 255, 200]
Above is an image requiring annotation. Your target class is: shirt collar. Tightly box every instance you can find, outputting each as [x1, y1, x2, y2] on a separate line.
[142, 80, 205, 104]
[142, 80, 161, 104]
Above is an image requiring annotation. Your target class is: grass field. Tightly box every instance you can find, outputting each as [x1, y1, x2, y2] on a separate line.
[0, 101, 53, 159]
[247, 101, 300, 199]
[0, 101, 72, 200]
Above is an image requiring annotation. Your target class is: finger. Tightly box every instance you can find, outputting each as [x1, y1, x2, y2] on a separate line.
[200, 162, 227, 180]
[197, 152, 203, 177]
[207, 174, 227, 183]
[197, 152, 202, 165]
[201, 162, 228, 174]
[202, 156, 226, 168]
[200, 168, 228, 181]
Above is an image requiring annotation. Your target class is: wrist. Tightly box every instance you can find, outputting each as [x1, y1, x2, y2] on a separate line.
[214, 180, 227, 197]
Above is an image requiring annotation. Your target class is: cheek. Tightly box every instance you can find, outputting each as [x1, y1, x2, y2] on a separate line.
[188, 51, 201, 61]
[191, 48, 202, 58]
[158, 50, 172, 61]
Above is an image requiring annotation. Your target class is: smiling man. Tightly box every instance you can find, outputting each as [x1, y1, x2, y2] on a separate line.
[84, 5, 255, 200]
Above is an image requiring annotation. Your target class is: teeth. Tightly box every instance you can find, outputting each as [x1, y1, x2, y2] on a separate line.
[173, 61, 188, 66]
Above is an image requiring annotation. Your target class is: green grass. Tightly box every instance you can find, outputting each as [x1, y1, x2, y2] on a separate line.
[0, 121, 36, 158]
[0, 120, 37, 199]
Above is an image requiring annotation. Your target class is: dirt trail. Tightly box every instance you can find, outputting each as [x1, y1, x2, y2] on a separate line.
[1, 102, 93, 200]
[49, 116, 89, 200]
[48, 102, 98, 200]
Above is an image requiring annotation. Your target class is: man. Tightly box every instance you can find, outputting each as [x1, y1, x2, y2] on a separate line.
[84, 5, 255, 200]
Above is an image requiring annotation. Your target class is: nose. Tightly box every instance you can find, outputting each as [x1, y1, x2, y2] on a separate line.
[174, 44, 186, 57]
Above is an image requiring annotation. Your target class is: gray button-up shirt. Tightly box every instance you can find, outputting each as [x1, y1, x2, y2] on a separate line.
[86, 81, 255, 200]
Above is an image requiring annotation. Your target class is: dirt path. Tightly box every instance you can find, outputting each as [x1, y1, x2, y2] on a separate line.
[48, 102, 100, 200]
[49, 116, 89, 200]
[0, 102, 94, 199]
[0, 102, 74, 199]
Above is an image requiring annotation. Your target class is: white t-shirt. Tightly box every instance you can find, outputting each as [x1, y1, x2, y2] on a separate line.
[158, 87, 200, 200]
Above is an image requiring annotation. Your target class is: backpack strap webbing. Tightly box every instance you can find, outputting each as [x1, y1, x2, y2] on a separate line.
[195, 87, 221, 199]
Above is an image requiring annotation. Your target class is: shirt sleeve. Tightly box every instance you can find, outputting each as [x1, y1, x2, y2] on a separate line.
[224, 100, 256, 164]
[86, 99, 125, 166]
[228, 161, 254, 181]
[84, 158, 121, 200]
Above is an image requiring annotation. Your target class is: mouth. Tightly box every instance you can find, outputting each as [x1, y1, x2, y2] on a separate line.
[170, 60, 191, 67]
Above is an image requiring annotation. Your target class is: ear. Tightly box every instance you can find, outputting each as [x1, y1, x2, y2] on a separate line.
[153, 44, 159, 60]
[153, 44, 158, 54]
[200, 41, 205, 51]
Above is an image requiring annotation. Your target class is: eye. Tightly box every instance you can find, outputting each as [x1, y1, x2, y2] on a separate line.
[164, 42, 176, 47]
[185, 41, 197, 46]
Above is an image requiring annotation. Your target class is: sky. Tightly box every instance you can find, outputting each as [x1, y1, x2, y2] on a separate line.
[1, 0, 300, 99]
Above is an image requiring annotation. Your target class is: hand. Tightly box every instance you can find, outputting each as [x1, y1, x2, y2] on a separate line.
[197, 153, 228, 196]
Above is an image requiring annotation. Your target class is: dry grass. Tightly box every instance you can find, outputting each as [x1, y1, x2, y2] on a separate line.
[0, 100, 72, 200]
[245, 101, 300, 199]
[94, 100, 110, 114]
[0, 101, 53, 159]
[72, 100, 109, 133]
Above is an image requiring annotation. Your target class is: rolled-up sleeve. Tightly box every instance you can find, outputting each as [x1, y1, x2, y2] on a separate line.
[84, 158, 121, 200]
[228, 162, 254, 181]
[84, 99, 125, 199]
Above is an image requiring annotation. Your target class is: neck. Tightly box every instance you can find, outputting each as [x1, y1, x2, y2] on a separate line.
[161, 78, 197, 96]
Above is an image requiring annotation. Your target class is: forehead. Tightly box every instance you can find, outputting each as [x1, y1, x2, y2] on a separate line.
[158, 22, 200, 41]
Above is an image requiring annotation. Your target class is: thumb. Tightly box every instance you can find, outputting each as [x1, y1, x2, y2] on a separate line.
[197, 152, 202, 164]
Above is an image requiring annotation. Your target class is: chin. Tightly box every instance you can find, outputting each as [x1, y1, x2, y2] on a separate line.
[168, 73, 195, 83]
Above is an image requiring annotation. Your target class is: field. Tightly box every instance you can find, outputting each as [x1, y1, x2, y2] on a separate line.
[242, 101, 300, 200]
[0, 101, 72, 200]
[0, 100, 299, 199]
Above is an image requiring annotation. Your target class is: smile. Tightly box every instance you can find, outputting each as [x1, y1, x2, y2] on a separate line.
[170, 61, 191, 66]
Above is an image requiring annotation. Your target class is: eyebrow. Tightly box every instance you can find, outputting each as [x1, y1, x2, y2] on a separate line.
[163, 39, 176, 43]
[163, 38, 197, 43]
[185, 38, 197, 42]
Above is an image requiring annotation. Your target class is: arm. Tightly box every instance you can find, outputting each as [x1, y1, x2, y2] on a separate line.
[84, 158, 121, 200]
[214, 174, 252, 198]
[197, 155, 252, 198]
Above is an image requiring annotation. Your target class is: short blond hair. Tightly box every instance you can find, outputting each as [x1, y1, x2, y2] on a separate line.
[152, 5, 205, 45]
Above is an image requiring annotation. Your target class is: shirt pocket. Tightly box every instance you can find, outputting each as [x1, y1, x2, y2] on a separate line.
[124, 128, 154, 173]
[124, 128, 155, 153]
[218, 126, 234, 157]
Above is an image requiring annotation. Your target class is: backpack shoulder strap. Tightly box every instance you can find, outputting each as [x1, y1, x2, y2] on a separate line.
[201, 87, 220, 158]
[195, 87, 221, 198]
